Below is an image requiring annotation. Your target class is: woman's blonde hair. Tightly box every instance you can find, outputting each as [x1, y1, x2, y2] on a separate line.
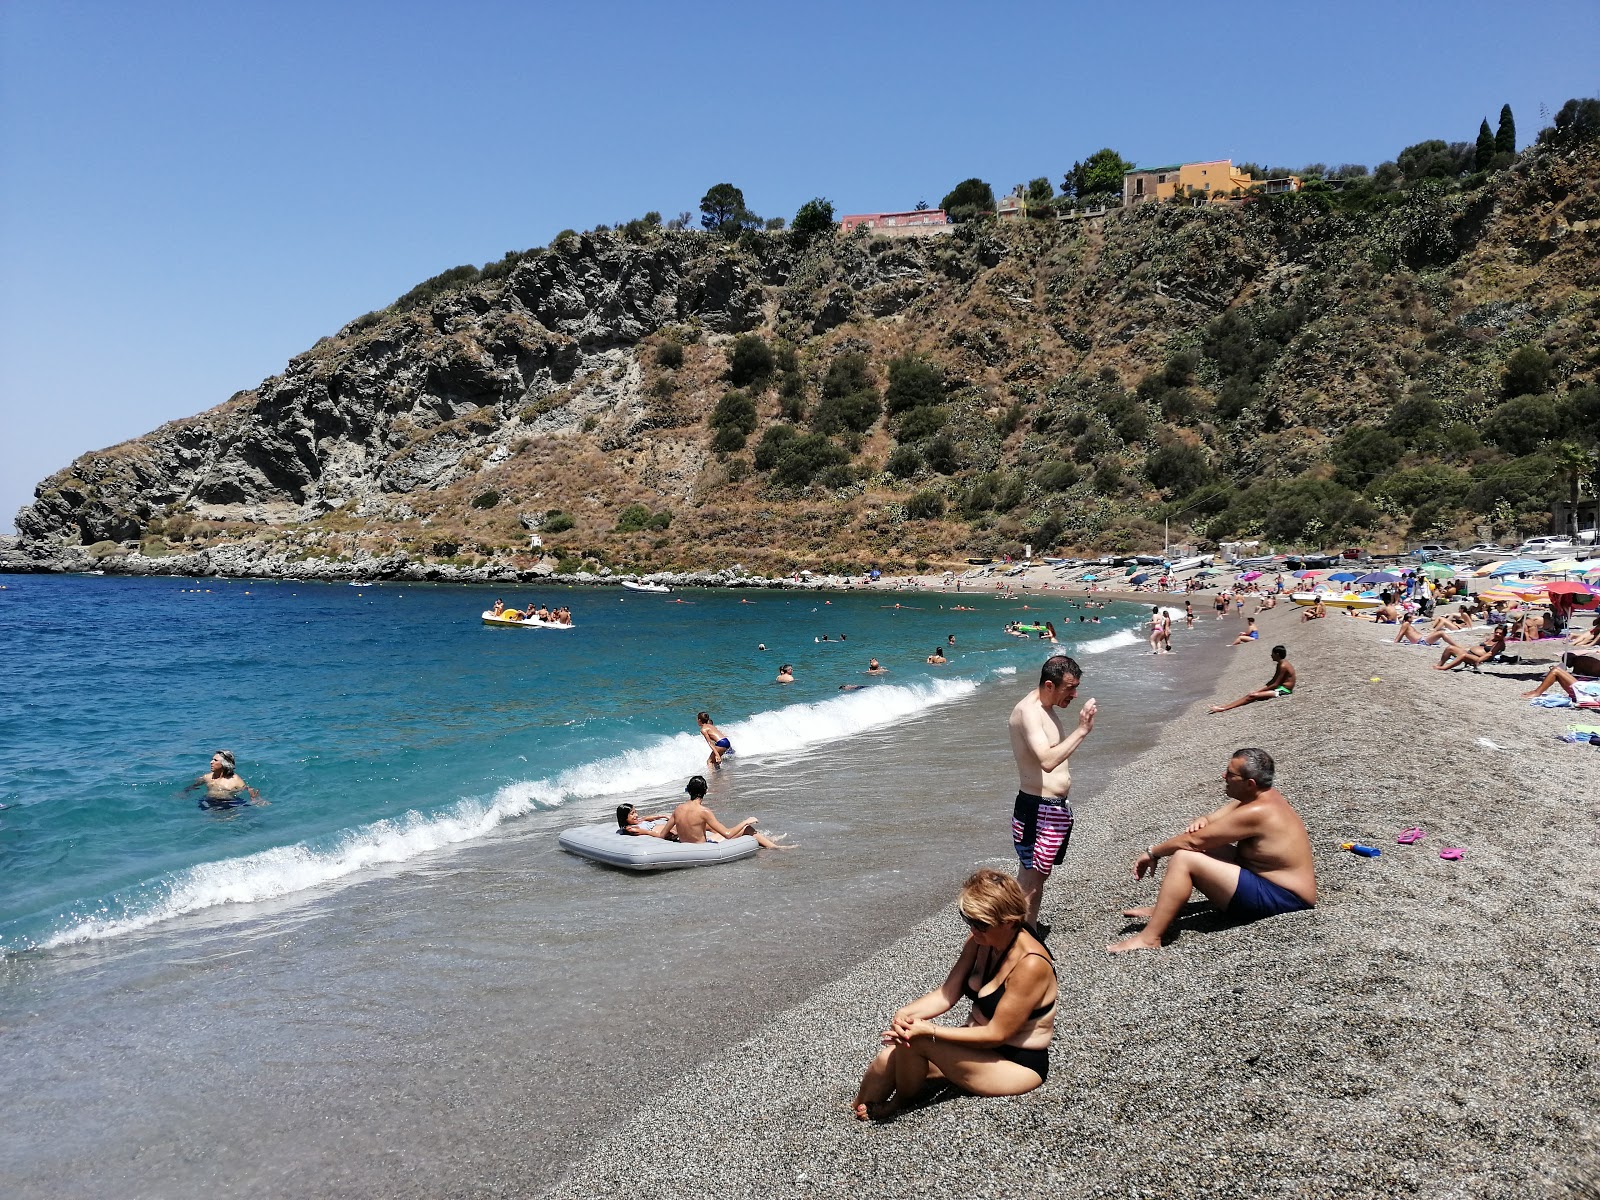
[958, 868, 1028, 928]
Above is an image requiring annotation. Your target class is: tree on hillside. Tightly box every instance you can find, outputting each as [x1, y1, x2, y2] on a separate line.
[1475, 119, 1496, 170]
[1539, 97, 1600, 148]
[939, 178, 995, 221]
[1495, 104, 1516, 156]
[1396, 139, 1471, 181]
[791, 197, 835, 241]
[700, 183, 760, 235]
[1063, 149, 1134, 199]
[1025, 177, 1054, 207]
[1502, 345, 1552, 398]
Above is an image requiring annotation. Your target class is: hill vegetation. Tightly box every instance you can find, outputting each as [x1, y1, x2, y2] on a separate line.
[14, 100, 1600, 579]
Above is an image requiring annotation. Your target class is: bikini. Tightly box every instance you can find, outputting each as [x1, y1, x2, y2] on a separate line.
[962, 933, 1056, 1082]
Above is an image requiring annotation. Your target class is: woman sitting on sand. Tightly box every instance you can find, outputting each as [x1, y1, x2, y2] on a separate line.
[853, 870, 1055, 1122]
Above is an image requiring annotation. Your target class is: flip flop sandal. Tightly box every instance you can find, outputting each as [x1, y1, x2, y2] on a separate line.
[1397, 827, 1426, 844]
[1439, 848, 1464, 861]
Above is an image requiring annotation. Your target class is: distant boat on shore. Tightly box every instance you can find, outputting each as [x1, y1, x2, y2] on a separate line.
[621, 580, 671, 594]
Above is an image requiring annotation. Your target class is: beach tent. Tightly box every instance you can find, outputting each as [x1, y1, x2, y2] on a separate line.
[1489, 559, 1546, 577]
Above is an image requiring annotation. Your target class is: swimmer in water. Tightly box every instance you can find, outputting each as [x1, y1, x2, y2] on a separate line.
[777, 664, 795, 683]
[866, 659, 888, 675]
[183, 751, 267, 807]
[697, 711, 733, 768]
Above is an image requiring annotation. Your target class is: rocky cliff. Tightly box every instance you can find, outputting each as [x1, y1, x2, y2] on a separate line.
[10, 139, 1599, 582]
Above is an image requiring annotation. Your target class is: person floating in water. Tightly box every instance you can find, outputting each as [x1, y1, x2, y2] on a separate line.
[183, 751, 267, 807]
[776, 664, 795, 683]
[927, 647, 947, 664]
[697, 711, 733, 767]
[867, 659, 888, 675]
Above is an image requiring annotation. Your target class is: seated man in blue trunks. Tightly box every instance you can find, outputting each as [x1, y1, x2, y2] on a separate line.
[1107, 747, 1315, 953]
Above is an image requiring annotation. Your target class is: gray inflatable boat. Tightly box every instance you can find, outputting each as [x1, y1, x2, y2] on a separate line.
[557, 823, 760, 871]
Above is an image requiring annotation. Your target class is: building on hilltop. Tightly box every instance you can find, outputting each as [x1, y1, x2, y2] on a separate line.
[1122, 159, 1300, 207]
[996, 190, 1025, 221]
[839, 209, 953, 237]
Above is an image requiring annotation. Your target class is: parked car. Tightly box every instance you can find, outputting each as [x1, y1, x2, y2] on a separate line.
[1342, 548, 1369, 560]
[1462, 543, 1506, 555]
[1412, 544, 1450, 557]
[1577, 529, 1597, 544]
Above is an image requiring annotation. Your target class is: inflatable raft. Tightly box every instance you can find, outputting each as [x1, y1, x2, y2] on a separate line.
[1290, 592, 1381, 611]
[557, 823, 759, 871]
[621, 580, 671, 594]
[480, 610, 576, 629]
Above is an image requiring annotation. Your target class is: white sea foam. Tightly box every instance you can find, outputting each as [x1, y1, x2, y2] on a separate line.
[1075, 629, 1141, 654]
[34, 677, 981, 951]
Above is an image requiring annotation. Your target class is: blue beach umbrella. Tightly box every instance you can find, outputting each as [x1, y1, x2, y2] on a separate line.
[1328, 571, 1359, 583]
[1130, 572, 1151, 584]
[1489, 559, 1545, 577]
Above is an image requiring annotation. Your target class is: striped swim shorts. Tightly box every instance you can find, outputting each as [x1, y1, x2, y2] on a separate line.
[1012, 792, 1074, 877]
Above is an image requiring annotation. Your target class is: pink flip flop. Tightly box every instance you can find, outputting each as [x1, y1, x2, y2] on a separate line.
[1439, 848, 1464, 861]
[1397, 827, 1426, 844]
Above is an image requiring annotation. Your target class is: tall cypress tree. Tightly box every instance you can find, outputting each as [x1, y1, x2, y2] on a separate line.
[1495, 104, 1516, 156]
[1475, 118, 1496, 169]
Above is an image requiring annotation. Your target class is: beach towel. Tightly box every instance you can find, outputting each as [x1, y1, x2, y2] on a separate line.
[1529, 682, 1600, 708]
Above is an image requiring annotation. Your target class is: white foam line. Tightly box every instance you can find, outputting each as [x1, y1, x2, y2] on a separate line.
[1075, 629, 1141, 654]
[26, 677, 981, 952]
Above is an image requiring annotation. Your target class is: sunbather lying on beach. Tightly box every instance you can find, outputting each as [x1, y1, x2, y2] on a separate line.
[1208, 645, 1295, 713]
[1435, 625, 1507, 671]
[1108, 748, 1315, 953]
[853, 869, 1055, 1122]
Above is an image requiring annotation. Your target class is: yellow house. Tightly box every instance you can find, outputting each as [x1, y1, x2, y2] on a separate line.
[1122, 159, 1300, 207]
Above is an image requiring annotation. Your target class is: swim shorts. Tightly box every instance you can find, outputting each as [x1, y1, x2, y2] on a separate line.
[714, 737, 732, 750]
[1228, 867, 1312, 920]
[1272, 685, 1293, 697]
[1012, 792, 1074, 877]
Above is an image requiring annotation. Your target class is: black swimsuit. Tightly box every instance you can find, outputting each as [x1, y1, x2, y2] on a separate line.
[962, 934, 1056, 1081]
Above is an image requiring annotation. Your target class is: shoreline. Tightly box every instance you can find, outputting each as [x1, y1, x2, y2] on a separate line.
[543, 608, 1600, 1199]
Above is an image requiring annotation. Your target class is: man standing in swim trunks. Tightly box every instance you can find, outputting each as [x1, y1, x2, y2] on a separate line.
[1007, 654, 1096, 929]
[1107, 747, 1315, 952]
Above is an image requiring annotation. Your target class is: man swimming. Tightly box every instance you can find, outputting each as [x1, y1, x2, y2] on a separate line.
[1108, 748, 1315, 953]
[183, 750, 267, 807]
[697, 711, 733, 767]
[1007, 654, 1097, 928]
[866, 659, 888, 675]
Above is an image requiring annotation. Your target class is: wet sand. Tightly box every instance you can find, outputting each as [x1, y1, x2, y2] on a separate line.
[545, 609, 1600, 1199]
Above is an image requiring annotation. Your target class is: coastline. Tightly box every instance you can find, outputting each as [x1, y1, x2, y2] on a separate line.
[544, 608, 1600, 1200]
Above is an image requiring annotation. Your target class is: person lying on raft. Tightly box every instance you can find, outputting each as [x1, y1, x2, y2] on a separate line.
[1208, 645, 1295, 714]
[1108, 748, 1315, 954]
[1435, 624, 1507, 671]
[616, 803, 675, 837]
[853, 869, 1055, 1122]
[668, 775, 793, 849]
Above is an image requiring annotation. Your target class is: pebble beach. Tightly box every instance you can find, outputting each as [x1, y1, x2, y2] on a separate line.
[545, 608, 1600, 1200]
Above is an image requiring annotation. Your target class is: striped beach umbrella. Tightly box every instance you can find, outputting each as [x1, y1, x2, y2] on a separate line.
[1489, 559, 1547, 577]
[1538, 558, 1584, 575]
[1473, 560, 1508, 577]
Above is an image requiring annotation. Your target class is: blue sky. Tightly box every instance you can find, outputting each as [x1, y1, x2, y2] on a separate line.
[3, 0, 1597, 532]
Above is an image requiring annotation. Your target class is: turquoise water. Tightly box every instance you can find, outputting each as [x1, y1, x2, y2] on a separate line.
[0, 574, 1146, 954]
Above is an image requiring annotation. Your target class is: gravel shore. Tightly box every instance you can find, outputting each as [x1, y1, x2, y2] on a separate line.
[543, 608, 1600, 1200]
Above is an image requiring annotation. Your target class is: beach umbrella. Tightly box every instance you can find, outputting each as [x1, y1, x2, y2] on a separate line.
[1489, 559, 1545, 577]
[1473, 560, 1509, 577]
[1543, 581, 1597, 597]
[1538, 558, 1583, 575]
[1291, 569, 1321, 578]
[1419, 563, 1456, 580]
[1328, 571, 1359, 582]
[1585, 562, 1600, 575]
[1355, 571, 1400, 585]
[1478, 586, 1532, 604]
[1239, 570, 1262, 581]
[1129, 572, 1151, 585]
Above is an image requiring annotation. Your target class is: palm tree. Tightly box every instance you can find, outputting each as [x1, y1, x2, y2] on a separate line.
[1552, 441, 1596, 535]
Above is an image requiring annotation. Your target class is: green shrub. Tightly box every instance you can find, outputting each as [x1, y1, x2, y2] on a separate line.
[1485, 395, 1565, 456]
[710, 390, 759, 435]
[772, 433, 850, 489]
[1144, 443, 1212, 496]
[813, 391, 881, 435]
[542, 511, 575, 533]
[885, 356, 944, 414]
[615, 503, 653, 533]
[791, 197, 835, 241]
[754, 424, 801, 471]
[1032, 460, 1079, 491]
[727, 335, 775, 389]
[1331, 427, 1403, 487]
[470, 489, 502, 509]
[822, 352, 873, 399]
[886, 445, 922, 478]
[392, 264, 480, 313]
[655, 340, 684, 369]
[894, 405, 948, 442]
[1501, 346, 1552, 398]
[555, 555, 584, 573]
[923, 434, 961, 474]
[907, 490, 946, 520]
[713, 425, 749, 452]
[819, 463, 858, 489]
[646, 511, 671, 531]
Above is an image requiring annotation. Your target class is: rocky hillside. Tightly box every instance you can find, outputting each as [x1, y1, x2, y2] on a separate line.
[9, 138, 1599, 582]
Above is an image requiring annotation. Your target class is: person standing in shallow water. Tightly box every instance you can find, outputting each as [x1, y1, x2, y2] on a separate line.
[1007, 655, 1096, 930]
[183, 750, 267, 807]
[696, 712, 732, 768]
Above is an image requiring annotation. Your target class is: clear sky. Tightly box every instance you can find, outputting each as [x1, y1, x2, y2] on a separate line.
[2, 0, 1597, 532]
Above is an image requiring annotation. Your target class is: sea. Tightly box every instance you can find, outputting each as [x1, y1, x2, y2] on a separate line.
[0, 573, 1229, 1198]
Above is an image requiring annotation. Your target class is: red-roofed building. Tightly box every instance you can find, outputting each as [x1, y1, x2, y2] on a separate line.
[839, 209, 952, 236]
